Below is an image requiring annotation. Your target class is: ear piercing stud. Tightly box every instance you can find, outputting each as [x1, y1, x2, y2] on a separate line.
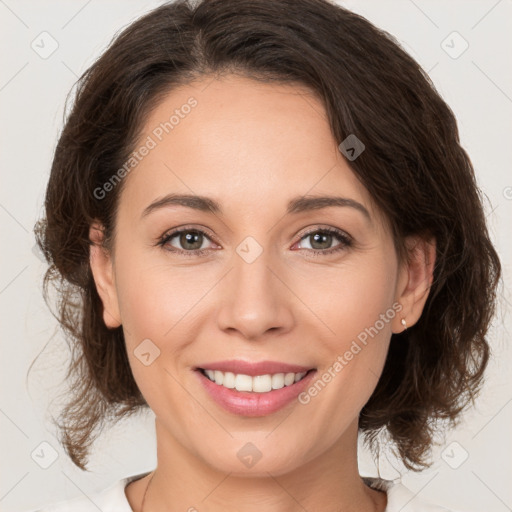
[401, 318, 407, 330]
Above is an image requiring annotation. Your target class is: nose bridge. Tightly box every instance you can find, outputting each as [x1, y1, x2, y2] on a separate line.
[234, 241, 275, 299]
[216, 235, 293, 338]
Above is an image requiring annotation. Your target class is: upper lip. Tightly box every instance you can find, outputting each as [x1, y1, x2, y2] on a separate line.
[195, 360, 315, 377]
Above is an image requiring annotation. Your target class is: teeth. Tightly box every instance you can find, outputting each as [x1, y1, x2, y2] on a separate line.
[202, 369, 308, 392]
[222, 371, 235, 388]
[214, 370, 224, 385]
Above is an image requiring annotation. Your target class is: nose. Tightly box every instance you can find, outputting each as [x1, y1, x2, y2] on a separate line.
[216, 243, 295, 341]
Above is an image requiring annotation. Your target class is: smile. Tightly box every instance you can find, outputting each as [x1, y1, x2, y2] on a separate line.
[195, 367, 317, 417]
[199, 368, 312, 393]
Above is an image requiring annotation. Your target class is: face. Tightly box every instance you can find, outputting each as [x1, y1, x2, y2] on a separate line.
[90, 74, 432, 477]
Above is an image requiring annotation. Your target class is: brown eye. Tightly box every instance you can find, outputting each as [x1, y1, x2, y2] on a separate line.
[175, 230, 205, 251]
[295, 228, 352, 254]
[159, 228, 215, 255]
[307, 232, 336, 250]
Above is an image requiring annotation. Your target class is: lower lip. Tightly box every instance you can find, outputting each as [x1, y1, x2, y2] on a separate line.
[195, 369, 317, 417]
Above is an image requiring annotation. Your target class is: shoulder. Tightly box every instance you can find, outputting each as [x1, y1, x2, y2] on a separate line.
[30, 472, 151, 512]
[363, 476, 462, 512]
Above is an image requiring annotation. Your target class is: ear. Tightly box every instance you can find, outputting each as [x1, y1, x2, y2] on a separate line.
[89, 221, 121, 329]
[392, 235, 436, 333]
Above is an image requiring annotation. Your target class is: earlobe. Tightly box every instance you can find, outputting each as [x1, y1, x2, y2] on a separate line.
[89, 222, 122, 329]
[393, 235, 436, 333]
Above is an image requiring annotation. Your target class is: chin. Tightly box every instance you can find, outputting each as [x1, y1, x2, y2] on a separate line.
[199, 442, 307, 478]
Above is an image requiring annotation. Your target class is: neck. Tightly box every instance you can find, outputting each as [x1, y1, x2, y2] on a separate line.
[132, 418, 386, 512]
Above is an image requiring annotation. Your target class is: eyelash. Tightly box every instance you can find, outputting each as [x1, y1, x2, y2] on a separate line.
[156, 225, 353, 257]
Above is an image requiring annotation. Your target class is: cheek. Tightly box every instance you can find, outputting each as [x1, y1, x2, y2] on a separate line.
[302, 255, 397, 400]
[306, 255, 398, 344]
[113, 248, 209, 340]
[112, 255, 201, 410]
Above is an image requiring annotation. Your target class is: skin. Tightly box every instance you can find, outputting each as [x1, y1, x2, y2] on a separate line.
[89, 74, 436, 512]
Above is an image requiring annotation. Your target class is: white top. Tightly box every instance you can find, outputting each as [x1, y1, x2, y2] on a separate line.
[33, 472, 456, 512]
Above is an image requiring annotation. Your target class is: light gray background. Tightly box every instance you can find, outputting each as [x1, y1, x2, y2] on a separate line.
[1, 1, 511, 511]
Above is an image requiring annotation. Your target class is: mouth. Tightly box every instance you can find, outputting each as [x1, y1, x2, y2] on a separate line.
[192, 359, 318, 416]
[194, 366, 318, 416]
[196, 367, 316, 393]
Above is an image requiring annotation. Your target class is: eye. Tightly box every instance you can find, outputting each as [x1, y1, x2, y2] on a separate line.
[157, 227, 218, 256]
[294, 227, 352, 255]
[157, 225, 352, 257]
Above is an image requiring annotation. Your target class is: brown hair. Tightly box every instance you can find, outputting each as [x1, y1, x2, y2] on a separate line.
[33, 0, 502, 471]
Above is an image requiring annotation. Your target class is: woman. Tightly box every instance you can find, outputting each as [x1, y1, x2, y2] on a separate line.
[34, 0, 501, 510]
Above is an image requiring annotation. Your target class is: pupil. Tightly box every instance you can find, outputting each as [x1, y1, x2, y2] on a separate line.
[181, 231, 202, 250]
[311, 232, 331, 250]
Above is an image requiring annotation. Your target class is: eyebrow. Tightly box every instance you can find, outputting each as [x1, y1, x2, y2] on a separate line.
[141, 193, 371, 222]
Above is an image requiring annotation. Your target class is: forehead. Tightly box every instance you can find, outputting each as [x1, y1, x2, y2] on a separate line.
[118, 74, 383, 228]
